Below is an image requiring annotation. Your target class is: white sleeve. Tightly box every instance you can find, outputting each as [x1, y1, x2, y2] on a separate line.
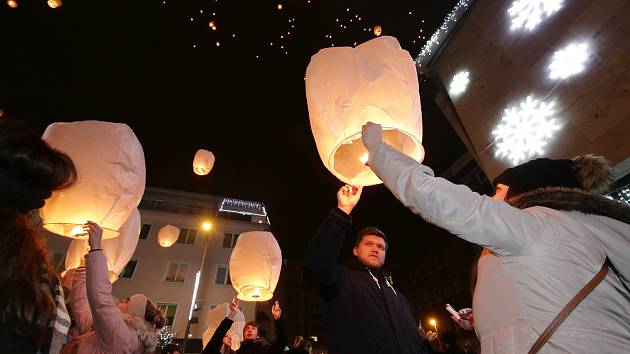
[369, 142, 548, 255]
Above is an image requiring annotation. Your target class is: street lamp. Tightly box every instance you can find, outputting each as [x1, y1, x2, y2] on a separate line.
[182, 221, 213, 351]
[429, 318, 441, 349]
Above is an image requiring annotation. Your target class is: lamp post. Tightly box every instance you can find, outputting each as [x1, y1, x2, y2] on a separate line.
[430, 318, 441, 349]
[182, 221, 213, 351]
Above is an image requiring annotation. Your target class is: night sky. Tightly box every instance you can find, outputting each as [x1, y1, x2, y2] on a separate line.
[0, 0, 468, 264]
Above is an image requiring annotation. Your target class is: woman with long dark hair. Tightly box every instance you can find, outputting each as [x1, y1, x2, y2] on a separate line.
[0, 118, 78, 353]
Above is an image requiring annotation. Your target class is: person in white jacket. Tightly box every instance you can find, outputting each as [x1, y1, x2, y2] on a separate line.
[360, 122, 630, 353]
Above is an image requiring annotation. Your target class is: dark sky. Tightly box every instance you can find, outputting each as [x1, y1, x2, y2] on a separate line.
[0, 0, 466, 263]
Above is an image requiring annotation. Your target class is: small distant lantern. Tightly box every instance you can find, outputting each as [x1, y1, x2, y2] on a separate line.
[158, 224, 180, 247]
[41, 121, 146, 239]
[305, 36, 424, 186]
[63, 209, 141, 283]
[193, 149, 215, 176]
[229, 231, 282, 302]
[202, 303, 246, 350]
[6, 0, 17, 8]
[47, 0, 61, 8]
[373, 25, 382, 36]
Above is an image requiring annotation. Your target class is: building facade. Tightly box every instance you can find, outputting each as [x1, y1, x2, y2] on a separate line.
[45, 186, 271, 342]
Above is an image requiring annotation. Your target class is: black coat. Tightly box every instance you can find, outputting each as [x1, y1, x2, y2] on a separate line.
[304, 208, 427, 354]
[201, 316, 287, 354]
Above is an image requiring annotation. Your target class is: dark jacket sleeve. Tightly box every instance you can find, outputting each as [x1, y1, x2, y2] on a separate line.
[270, 317, 287, 354]
[303, 208, 352, 294]
[201, 317, 234, 354]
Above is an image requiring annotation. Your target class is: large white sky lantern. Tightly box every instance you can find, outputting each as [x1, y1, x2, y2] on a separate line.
[492, 95, 561, 165]
[202, 303, 246, 351]
[549, 41, 590, 80]
[41, 121, 145, 239]
[229, 231, 282, 302]
[157, 224, 180, 247]
[449, 70, 470, 96]
[305, 36, 424, 186]
[64, 209, 141, 283]
[193, 149, 215, 176]
[508, 0, 563, 31]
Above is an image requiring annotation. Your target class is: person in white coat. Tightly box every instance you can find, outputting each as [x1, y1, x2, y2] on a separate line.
[361, 122, 630, 353]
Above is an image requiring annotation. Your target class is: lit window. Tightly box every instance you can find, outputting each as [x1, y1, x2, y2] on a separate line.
[164, 262, 189, 282]
[157, 303, 178, 327]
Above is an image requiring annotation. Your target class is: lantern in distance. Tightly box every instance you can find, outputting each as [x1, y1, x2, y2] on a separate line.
[63, 209, 141, 283]
[47, 0, 62, 8]
[158, 224, 180, 247]
[373, 25, 382, 36]
[201, 303, 245, 350]
[41, 121, 146, 239]
[229, 231, 282, 302]
[193, 149, 215, 176]
[305, 36, 424, 186]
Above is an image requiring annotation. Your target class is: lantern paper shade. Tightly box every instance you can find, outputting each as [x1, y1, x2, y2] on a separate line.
[63, 209, 141, 283]
[229, 231, 282, 302]
[201, 303, 245, 351]
[193, 149, 215, 176]
[305, 36, 424, 186]
[158, 224, 180, 247]
[41, 121, 146, 239]
[373, 25, 382, 36]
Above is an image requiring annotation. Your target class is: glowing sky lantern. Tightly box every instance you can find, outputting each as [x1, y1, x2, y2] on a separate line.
[202, 303, 246, 351]
[47, 0, 61, 8]
[158, 224, 180, 247]
[229, 231, 282, 302]
[305, 36, 424, 186]
[63, 209, 141, 283]
[41, 121, 145, 239]
[193, 149, 215, 176]
[373, 25, 382, 36]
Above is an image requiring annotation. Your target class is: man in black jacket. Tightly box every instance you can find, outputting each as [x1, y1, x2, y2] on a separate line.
[304, 185, 427, 354]
[202, 299, 287, 354]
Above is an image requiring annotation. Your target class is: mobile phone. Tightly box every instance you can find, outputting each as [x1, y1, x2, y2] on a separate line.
[445, 304, 461, 321]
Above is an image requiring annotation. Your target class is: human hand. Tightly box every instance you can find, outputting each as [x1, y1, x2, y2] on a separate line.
[425, 330, 438, 342]
[337, 184, 363, 215]
[361, 122, 383, 152]
[229, 298, 239, 312]
[84, 221, 103, 250]
[271, 301, 282, 320]
[453, 310, 474, 331]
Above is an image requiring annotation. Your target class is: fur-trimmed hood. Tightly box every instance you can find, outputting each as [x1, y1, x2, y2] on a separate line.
[508, 186, 630, 225]
[122, 313, 158, 353]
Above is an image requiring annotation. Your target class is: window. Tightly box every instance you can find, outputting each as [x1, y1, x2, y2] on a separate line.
[177, 228, 197, 244]
[164, 262, 189, 282]
[222, 232, 239, 248]
[51, 251, 65, 274]
[120, 259, 139, 279]
[157, 303, 178, 327]
[215, 264, 231, 285]
[139, 224, 152, 240]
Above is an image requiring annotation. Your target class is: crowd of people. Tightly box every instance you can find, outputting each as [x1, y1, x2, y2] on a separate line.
[1, 116, 629, 354]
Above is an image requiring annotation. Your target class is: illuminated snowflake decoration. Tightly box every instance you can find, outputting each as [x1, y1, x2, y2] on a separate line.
[449, 70, 470, 96]
[508, 0, 563, 31]
[156, 327, 175, 351]
[549, 41, 590, 79]
[492, 96, 561, 165]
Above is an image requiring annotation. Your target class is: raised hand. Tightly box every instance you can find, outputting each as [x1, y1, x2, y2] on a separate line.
[230, 298, 239, 312]
[337, 184, 363, 215]
[361, 122, 383, 152]
[83, 221, 103, 250]
[271, 301, 282, 320]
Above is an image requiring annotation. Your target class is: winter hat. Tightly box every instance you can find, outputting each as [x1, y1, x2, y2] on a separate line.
[493, 155, 612, 200]
[128, 294, 148, 318]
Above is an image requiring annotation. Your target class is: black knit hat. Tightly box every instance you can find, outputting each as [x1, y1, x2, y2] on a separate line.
[493, 155, 612, 200]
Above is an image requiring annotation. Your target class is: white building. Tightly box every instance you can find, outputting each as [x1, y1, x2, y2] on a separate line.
[45, 186, 271, 341]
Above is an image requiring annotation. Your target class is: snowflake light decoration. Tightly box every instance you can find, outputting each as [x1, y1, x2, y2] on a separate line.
[449, 70, 470, 96]
[508, 0, 563, 31]
[492, 96, 561, 165]
[548, 41, 590, 79]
